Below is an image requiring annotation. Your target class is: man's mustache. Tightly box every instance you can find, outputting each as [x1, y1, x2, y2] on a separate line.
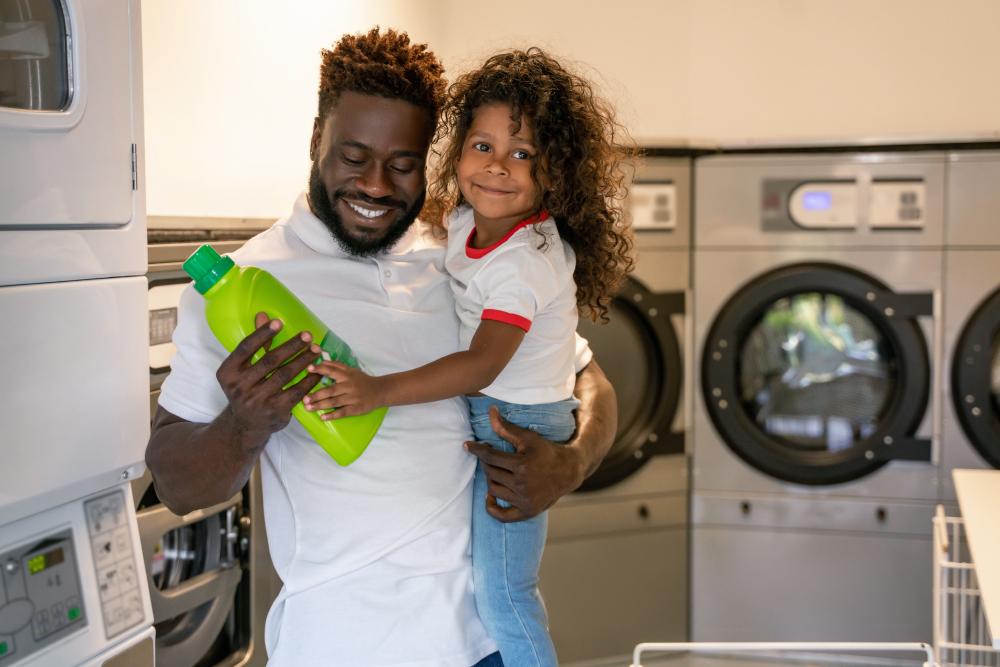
[333, 188, 406, 210]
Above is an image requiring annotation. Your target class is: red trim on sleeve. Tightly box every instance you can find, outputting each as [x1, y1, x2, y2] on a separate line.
[482, 309, 532, 332]
[466, 209, 550, 259]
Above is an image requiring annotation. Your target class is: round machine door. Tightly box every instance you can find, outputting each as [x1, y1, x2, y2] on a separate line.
[576, 276, 684, 491]
[133, 476, 245, 667]
[702, 263, 933, 485]
[952, 288, 1000, 468]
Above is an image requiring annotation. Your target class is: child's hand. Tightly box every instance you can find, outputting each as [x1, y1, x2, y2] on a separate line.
[302, 361, 386, 418]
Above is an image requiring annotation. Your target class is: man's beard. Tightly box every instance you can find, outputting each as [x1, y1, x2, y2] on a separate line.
[307, 163, 425, 257]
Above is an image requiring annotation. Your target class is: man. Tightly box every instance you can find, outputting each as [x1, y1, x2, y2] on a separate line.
[145, 28, 616, 666]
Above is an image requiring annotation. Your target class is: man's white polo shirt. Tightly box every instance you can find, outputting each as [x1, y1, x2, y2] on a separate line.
[159, 194, 501, 666]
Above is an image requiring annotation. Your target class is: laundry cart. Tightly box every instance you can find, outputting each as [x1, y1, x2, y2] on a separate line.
[934, 506, 1000, 666]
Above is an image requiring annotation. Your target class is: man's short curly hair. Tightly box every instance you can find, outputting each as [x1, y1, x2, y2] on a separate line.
[318, 27, 446, 123]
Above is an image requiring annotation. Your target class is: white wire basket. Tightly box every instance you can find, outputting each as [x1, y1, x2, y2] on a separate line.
[934, 505, 1000, 667]
[629, 642, 937, 667]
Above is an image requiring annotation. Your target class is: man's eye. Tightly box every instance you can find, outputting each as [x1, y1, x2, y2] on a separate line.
[341, 154, 365, 166]
[390, 162, 416, 174]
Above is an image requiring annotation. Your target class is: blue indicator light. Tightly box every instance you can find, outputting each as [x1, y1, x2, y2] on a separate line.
[803, 191, 832, 211]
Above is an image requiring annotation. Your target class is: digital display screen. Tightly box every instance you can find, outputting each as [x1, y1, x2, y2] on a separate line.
[27, 547, 65, 575]
[802, 191, 832, 211]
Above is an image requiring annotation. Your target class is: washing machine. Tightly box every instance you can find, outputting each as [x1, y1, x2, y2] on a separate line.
[691, 151, 945, 652]
[941, 151, 1000, 501]
[138, 228, 282, 667]
[0, 0, 155, 663]
[540, 155, 691, 665]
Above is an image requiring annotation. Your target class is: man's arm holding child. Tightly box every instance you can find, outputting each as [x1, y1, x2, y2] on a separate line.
[467, 359, 617, 522]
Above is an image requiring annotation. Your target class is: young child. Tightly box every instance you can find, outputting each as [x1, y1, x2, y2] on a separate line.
[304, 48, 634, 666]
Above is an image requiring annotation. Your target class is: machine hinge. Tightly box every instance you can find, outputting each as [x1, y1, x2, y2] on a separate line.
[130, 143, 137, 191]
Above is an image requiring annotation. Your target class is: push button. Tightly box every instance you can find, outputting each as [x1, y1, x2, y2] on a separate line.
[102, 596, 125, 638]
[97, 564, 120, 602]
[0, 636, 13, 658]
[111, 526, 131, 558]
[117, 560, 138, 592]
[92, 537, 115, 569]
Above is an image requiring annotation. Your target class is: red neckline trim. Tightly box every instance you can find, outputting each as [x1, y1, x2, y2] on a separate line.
[465, 209, 549, 259]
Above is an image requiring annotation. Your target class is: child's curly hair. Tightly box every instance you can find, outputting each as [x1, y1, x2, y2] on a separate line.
[318, 27, 446, 125]
[428, 48, 636, 322]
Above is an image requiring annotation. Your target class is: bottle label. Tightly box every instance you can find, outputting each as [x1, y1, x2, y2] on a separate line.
[316, 331, 365, 385]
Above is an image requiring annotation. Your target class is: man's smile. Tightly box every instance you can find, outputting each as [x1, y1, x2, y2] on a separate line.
[337, 195, 402, 228]
[346, 200, 391, 219]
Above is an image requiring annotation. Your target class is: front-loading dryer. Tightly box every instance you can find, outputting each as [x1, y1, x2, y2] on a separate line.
[540, 155, 690, 665]
[691, 151, 944, 653]
[941, 151, 1000, 501]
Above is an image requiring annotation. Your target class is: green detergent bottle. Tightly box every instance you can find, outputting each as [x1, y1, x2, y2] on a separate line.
[183, 244, 386, 466]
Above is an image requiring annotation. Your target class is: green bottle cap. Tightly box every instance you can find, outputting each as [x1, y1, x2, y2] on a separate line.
[183, 244, 236, 294]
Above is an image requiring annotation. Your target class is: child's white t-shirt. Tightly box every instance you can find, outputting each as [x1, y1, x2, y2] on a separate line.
[445, 205, 578, 404]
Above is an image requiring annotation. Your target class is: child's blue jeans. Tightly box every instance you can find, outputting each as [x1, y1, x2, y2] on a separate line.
[467, 394, 579, 667]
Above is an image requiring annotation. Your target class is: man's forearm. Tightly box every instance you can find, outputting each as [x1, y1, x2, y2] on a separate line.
[145, 406, 268, 516]
[568, 360, 618, 484]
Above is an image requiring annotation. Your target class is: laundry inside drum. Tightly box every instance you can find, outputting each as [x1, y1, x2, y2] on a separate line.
[738, 292, 897, 453]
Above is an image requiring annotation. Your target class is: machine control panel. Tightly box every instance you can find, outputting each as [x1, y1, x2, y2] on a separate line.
[629, 181, 677, 230]
[0, 530, 86, 664]
[85, 491, 145, 639]
[787, 181, 858, 229]
[764, 178, 927, 231]
[869, 180, 926, 228]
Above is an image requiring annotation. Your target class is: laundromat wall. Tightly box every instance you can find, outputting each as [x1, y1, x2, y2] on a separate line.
[140, 0, 1000, 220]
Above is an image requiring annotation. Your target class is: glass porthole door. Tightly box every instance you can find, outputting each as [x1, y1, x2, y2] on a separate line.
[577, 277, 684, 491]
[703, 263, 933, 485]
[0, 0, 71, 111]
[951, 288, 1000, 468]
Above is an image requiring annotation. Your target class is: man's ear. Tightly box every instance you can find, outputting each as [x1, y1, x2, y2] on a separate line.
[309, 116, 322, 162]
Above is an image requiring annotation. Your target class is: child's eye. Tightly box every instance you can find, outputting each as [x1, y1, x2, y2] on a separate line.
[512, 149, 533, 160]
[472, 142, 490, 153]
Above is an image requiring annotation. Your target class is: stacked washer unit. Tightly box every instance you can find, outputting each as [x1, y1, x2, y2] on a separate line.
[691, 150, 945, 654]
[1, 0, 156, 664]
[137, 226, 282, 667]
[941, 151, 1000, 500]
[540, 155, 691, 665]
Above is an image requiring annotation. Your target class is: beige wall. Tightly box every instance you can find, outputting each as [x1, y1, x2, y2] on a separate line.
[141, 0, 443, 218]
[437, 0, 1000, 145]
[142, 0, 1000, 217]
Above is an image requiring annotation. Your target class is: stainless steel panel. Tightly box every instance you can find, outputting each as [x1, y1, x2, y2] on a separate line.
[695, 153, 946, 249]
[541, 528, 687, 665]
[549, 492, 686, 540]
[692, 493, 935, 536]
[631, 157, 692, 249]
[945, 152, 1000, 247]
[691, 526, 932, 643]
